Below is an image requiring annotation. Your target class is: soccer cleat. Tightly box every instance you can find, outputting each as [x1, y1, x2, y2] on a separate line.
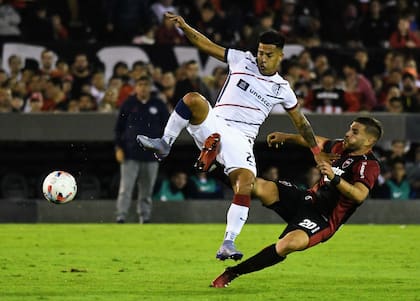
[136, 135, 171, 161]
[194, 133, 221, 172]
[210, 267, 239, 288]
[216, 240, 243, 261]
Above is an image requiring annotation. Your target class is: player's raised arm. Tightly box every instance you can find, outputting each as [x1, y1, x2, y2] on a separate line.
[165, 12, 226, 62]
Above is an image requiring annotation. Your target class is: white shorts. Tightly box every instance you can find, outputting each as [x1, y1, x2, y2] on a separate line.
[186, 105, 257, 176]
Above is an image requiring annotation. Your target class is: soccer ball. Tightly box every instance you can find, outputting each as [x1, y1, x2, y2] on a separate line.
[42, 171, 77, 204]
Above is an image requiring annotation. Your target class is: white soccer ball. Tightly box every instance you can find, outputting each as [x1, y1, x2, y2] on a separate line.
[42, 171, 77, 204]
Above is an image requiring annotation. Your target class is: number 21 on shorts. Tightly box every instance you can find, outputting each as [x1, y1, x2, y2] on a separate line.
[298, 218, 320, 233]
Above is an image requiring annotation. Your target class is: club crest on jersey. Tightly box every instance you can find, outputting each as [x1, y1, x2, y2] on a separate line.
[237, 79, 249, 91]
[342, 158, 354, 169]
[272, 83, 282, 96]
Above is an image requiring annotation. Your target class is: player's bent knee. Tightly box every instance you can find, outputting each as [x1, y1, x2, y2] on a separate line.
[183, 92, 207, 107]
[276, 230, 309, 256]
[253, 178, 278, 206]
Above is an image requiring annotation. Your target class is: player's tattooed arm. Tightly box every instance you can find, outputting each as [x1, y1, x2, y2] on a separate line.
[288, 109, 318, 148]
[165, 12, 225, 61]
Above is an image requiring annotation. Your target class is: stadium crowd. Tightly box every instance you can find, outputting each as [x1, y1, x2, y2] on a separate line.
[0, 0, 420, 200]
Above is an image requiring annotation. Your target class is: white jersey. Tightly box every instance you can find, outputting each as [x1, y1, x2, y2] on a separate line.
[213, 48, 298, 139]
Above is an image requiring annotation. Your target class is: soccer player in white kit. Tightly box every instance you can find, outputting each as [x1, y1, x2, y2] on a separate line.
[137, 12, 326, 261]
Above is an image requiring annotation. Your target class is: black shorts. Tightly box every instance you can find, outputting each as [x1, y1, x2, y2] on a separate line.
[266, 180, 334, 248]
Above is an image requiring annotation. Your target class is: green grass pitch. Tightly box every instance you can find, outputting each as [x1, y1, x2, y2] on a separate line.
[0, 224, 419, 301]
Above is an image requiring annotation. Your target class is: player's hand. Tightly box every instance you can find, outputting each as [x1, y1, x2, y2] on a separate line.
[313, 152, 340, 165]
[317, 161, 334, 180]
[267, 132, 287, 148]
[115, 147, 124, 163]
[164, 12, 187, 29]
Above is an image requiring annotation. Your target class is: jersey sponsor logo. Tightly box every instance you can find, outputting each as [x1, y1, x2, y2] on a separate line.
[249, 88, 271, 107]
[342, 158, 353, 169]
[359, 161, 367, 179]
[304, 195, 313, 201]
[237, 79, 249, 91]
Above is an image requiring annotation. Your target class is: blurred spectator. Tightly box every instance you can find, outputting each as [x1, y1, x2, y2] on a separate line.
[407, 146, 420, 198]
[389, 15, 420, 48]
[132, 23, 157, 45]
[112, 61, 129, 79]
[7, 54, 23, 80]
[115, 75, 169, 222]
[312, 53, 330, 80]
[305, 70, 359, 113]
[51, 58, 71, 80]
[23, 91, 43, 113]
[90, 71, 106, 106]
[297, 49, 315, 82]
[360, 0, 390, 48]
[294, 0, 321, 47]
[246, 10, 276, 51]
[78, 92, 96, 112]
[277, 0, 298, 43]
[39, 49, 56, 77]
[384, 159, 413, 200]
[342, 58, 377, 111]
[70, 53, 92, 99]
[189, 171, 224, 199]
[386, 96, 405, 113]
[400, 71, 420, 112]
[354, 48, 374, 78]
[173, 60, 212, 106]
[0, 0, 21, 37]
[10, 93, 24, 112]
[151, 0, 178, 24]
[384, 140, 410, 164]
[156, 70, 176, 109]
[42, 77, 67, 111]
[195, 1, 225, 45]
[153, 170, 188, 201]
[98, 87, 118, 112]
[51, 14, 68, 40]
[203, 66, 228, 102]
[155, 14, 186, 45]
[342, 2, 362, 48]
[103, 0, 151, 42]
[0, 87, 12, 112]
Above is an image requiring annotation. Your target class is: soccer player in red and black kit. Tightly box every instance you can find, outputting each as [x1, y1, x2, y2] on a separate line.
[211, 116, 383, 288]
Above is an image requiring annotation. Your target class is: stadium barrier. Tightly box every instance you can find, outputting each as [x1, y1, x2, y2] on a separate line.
[0, 199, 419, 224]
[0, 112, 418, 142]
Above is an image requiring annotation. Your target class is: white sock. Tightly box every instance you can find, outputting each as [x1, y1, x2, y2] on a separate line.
[162, 111, 189, 146]
[224, 203, 249, 242]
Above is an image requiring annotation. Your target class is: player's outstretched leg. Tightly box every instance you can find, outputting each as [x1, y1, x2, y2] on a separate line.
[194, 133, 221, 172]
[211, 244, 286, 288]
[136, 92, 209, 161]
[136, 136, 171, 161]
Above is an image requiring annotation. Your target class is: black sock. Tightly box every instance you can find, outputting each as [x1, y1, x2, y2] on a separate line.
[229, 244, 286, 275]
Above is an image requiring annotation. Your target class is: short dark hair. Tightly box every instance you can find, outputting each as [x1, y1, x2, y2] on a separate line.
[258, 31, 285, 49]
[354, 116, 383, 142]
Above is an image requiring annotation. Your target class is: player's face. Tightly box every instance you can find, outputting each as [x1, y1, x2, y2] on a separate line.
[256, 44, 283, 76]
[343, 122, 372, 151]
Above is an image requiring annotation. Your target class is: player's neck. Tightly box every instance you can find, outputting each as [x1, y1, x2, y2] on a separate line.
[348, 147, 371, 156]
